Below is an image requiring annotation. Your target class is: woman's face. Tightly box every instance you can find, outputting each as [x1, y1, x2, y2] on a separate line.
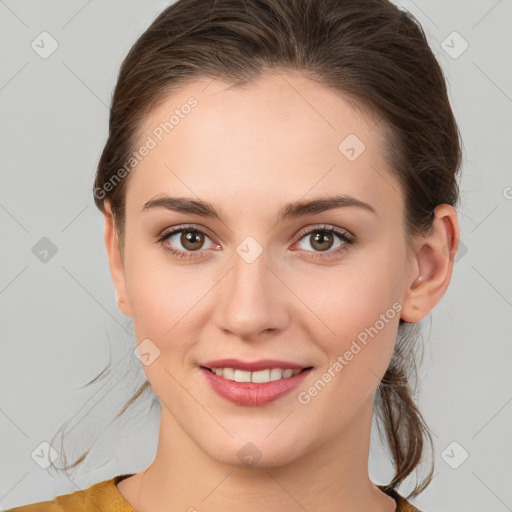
[111, 71, 417, 467]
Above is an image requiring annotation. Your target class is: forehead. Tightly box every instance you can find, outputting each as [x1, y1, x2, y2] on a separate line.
[127, 71, 402, 221]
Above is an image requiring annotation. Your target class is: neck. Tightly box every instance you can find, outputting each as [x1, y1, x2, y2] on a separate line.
[127, 400, 396, 512]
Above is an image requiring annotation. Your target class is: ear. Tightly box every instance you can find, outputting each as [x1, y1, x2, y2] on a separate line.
[400, 204, 460, 323]
[103, 202, 132, 317]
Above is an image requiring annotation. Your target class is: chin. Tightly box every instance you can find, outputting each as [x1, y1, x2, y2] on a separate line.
[201, 434, 307, 470]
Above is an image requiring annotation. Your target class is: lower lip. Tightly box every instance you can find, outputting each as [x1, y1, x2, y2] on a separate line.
[200, 367, 313, 406]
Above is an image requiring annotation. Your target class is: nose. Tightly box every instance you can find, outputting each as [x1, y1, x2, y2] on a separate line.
[213, 249, 292, 340]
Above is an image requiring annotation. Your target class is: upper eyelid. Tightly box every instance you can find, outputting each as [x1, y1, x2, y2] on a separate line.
[296, 224, 352, 239]
[160, 224, 215, 239]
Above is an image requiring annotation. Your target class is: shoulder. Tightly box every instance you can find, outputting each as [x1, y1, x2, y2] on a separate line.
[377, 485, 423, 512]
[4, 474, 135, 512]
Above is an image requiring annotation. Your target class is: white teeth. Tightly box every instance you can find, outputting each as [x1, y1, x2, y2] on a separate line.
[270, 368, 283, 381]
[210, 367, 302, 383]
[251, 369, 270, 383]
[222, 368, 234, 380]
[234, 369, 252, 383]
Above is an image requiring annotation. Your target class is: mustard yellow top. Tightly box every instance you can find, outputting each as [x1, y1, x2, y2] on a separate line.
[5, 474, 421, 511]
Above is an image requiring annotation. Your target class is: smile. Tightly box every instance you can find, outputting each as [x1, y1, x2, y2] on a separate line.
[200, 366, 314, 406]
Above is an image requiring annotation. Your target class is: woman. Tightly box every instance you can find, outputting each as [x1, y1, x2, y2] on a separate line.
[7, 0, 460, 510]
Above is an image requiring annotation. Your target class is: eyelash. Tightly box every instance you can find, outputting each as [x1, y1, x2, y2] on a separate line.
[156, 223, 355, 261]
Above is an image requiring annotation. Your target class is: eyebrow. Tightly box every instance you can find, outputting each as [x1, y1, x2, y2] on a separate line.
[141, 194, 377, 221]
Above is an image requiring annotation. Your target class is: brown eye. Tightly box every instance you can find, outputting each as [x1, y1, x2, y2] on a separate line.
[309, 231, 335, 251]
[180, 230, 205, 251]
[295, 225, 354, 258]
[158, 226, 217, 257]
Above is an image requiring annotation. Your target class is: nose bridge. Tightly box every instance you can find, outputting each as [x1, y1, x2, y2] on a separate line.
[215, 244, 290, 338]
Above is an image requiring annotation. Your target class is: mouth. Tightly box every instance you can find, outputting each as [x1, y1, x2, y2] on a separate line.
[199, 362, 314, 406]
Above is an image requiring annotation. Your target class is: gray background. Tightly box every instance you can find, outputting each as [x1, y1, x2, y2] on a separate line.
[1, 1, 511, 510]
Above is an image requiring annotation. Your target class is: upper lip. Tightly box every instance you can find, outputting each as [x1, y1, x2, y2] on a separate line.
[201, 358, 312, 372]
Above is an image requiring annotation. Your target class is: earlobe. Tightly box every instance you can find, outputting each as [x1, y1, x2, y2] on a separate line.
[400, 204, 459, 323]
[103, 202, 132, 317]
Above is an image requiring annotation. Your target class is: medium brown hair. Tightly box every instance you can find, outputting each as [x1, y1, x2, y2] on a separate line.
[55, 0, 461, 497]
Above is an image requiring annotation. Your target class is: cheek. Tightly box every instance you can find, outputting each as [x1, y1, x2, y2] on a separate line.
[123, 242, 215, 355]
[293, 255, 404, 382]
[290, 276, 401, 422]
[123, 256, 206, 393]
[123, 241, 174, 336]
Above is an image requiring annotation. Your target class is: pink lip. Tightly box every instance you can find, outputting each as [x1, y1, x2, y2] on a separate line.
[201, 358, 309, 372]
[200, 366, 313, 406]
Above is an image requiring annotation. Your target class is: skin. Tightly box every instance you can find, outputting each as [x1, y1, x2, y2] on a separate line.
[103, 70, 459, 512]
